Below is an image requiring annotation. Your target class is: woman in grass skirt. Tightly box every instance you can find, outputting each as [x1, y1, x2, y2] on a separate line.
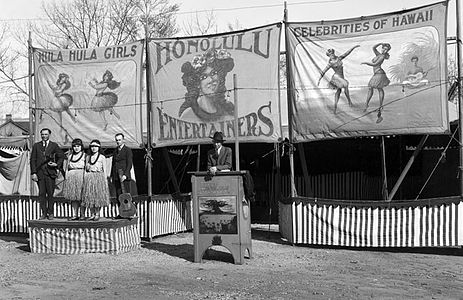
[62, 138, 86, 220]
[82, 139, 110, 220]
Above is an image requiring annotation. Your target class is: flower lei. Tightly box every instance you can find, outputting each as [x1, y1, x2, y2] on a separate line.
[70, 151, 84, 163]
[88, 152, 100, 165]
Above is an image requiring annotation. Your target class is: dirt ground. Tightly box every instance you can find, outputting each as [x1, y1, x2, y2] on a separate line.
[0, 224, 462, 300]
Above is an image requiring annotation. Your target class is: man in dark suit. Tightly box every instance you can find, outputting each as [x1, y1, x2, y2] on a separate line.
[207, 131, 232, 175]
[111, 133, 133, 197]
[30, 128, 64, 220]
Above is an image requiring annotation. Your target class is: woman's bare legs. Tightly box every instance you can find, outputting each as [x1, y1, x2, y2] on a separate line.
[364, 88, 374, 111]
[334, 89, 342, 114]
[344, 87, 353, 106]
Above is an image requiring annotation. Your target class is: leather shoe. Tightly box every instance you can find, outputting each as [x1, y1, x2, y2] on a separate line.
[47, 215, 54, 220]
[39, 215, 47, 220]
[68, 216, 79, 221]
[93, 216, 100, 221]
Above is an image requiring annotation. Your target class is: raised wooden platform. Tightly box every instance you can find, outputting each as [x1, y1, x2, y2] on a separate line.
[0, 195, 192, 239]
[28, 217, 141, 254]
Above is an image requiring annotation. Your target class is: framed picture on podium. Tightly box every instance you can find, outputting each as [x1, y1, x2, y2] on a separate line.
[198, 196, 237, 234]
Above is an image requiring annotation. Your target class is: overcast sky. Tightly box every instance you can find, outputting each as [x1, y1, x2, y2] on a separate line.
[0, 0, 458, 36]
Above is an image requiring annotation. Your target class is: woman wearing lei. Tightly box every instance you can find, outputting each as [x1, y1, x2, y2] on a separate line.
[81, 139, 110, 221]
[62, 138, 86, 220]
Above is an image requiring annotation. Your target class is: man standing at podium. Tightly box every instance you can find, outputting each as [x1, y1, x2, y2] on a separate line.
[207, 131, 232, 175]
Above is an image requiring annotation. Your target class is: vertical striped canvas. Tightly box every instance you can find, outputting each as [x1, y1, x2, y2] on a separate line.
[280, 197, 463, 247]
[0, 196, 192, 238]
[28, 222, 141, 254]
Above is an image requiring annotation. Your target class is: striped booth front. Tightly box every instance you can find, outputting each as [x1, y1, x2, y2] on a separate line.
[279, 196, 463, 247]
[0, 195, 192, 239]
[28, 218, 140, 254]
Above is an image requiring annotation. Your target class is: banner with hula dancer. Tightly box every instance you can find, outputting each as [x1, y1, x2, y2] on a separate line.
[149, 23, 282, 147]
[33, 41, 144, 148]
[286, 2, 448, 142]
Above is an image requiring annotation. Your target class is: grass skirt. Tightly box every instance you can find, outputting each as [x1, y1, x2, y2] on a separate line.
[329, 73, 349, 89]
[81, 172, 110, 208]
[368, 69, 390, 88]
[62, 169, 85, 202]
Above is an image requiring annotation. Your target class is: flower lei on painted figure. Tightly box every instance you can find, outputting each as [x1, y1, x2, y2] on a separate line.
[180, 48, 235, 122]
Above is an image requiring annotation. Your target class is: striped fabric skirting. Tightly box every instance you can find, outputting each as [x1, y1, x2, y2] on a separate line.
[28, 218, 140, 254]
[279, 196, 463, 247]
[0, 195, 193, 239]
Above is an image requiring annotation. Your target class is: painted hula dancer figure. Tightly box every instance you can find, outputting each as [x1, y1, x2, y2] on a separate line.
[361, 43, 391, 123]
[30, 128, 64, 220]
[318, 45, 360, 114]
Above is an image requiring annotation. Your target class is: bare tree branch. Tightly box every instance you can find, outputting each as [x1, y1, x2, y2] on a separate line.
[182, 10, 218, 36]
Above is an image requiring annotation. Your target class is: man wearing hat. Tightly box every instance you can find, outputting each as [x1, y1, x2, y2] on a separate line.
[207, 131, 232, 175]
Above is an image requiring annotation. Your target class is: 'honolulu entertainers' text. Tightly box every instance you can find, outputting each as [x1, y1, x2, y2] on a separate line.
[157, 103, 274, 142]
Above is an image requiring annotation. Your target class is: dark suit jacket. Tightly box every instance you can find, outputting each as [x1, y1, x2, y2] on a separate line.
[111, 145, 133, 180]
[30, 141, 64, 179]
[207, 146, 232, 171]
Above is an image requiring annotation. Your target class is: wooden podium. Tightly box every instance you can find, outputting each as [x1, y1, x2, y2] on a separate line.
[191, 171, 252, 264]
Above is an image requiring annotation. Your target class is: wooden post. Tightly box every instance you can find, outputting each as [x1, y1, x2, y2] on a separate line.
[162, 148, 180, 194]
[233, 74, 240, 171]
[456, 0, 463, 196]
[388, 135, 428, 201]
[284, 2, 297, 197]
[196, 144, 201, 171]
[144, 24, 153, 197]
[380, 136, 388, 200]
[28, 31, 35, 196]
[297, 143, 313, 197]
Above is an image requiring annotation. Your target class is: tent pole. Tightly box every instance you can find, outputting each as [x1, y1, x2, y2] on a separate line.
[388, 135, 428, 201]
[28, 31, 35, 196]
[196, 144, 201, 171]
[456, 0, 463, 197]
[233, 74, 240, 171]
[380, 136, 388, 200]
[144, 24, 153, 196]
[297, 143, 313, 197]
[162, 148, 180, 194]
[284, 1, 297, 197]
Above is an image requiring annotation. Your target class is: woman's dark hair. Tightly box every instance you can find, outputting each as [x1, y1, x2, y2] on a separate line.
[71, 138, 83, 147]
[179, 48, 235, 121]
[57, 73, 71, 90]
[382, 43, 391, 60]
[102, 70, 120, 90]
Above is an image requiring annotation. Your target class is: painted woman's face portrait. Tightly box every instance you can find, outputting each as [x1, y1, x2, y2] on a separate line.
[199, 66, 219, 96]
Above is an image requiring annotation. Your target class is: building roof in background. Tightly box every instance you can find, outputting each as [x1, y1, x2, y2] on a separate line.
[0, 114, 29, 137]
